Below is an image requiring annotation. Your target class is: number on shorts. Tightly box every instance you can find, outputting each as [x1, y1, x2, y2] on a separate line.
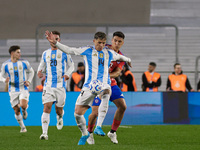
[43, 90, 46, 96]
[81, 91, 84, 96]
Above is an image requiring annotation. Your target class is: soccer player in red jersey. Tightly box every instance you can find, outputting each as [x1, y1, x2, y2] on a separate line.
[87, 31, 127, 144]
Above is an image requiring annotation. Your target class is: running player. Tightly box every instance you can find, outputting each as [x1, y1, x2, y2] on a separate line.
[87, 31, 127, 144]
[0, 45, 34, 132]
[37, 31, 74, 140]
[45, 31, 131, 145]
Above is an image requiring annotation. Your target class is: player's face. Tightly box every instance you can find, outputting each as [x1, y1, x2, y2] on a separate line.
[111, 36, 124, 51]
[51, 34, 60, 48]
[93, 38, 106, 51]
[148, 65, 155, 73]
[12, 49, 21, 60]
[78, 66, 85, 74]
[174, 65, 182, 74]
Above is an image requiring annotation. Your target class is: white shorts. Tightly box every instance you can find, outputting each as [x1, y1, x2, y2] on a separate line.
[9, 90, 29, 108]
[76, 84, 111, 106]
[42, 87, 66, 107]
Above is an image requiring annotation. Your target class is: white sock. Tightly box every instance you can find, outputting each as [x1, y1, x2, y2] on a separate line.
[74, 113, 88, 136]
[41, 112, 50, 134]
[96, 94, 110, 127]
[15, 114, 25, 128]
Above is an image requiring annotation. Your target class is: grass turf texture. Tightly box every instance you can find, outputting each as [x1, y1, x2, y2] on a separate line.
[0, 125, 199, 150]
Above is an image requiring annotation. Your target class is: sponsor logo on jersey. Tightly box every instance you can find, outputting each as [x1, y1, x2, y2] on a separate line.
[47, 56, 50, 59]
[100, 53, 103, 58]
[57, 54, 61, 58]
[9, 68, 13, 71]
[93, 53, 97, 57]
[19, 66, 22, 70]
[52, 54, 56, 59]
[14, 66, 17, 70]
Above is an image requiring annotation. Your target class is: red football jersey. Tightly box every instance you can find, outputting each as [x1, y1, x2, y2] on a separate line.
[109, 50, 125, 86]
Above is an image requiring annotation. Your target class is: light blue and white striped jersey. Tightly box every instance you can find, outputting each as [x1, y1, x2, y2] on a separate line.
[37, 49, 74, 88]
[0, 59, 34, 92]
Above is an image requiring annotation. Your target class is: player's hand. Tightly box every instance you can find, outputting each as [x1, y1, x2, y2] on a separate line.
[127, 61, 132, 68]
[5, 77, 9, 83]
[24, 81, 30, 87]
[62, 75, 70, 81]
[45, 30, 57, 45]
[37, 70, 43, 78]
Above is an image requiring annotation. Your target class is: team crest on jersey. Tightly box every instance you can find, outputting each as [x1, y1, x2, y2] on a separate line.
[52, 54, 56, 59]
[100, 53, 103, 58]
[14, 66, 17, 70]
[57, 54, 61, 58]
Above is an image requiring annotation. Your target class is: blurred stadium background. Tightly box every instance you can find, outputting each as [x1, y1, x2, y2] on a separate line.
[1, 0, 200, 92]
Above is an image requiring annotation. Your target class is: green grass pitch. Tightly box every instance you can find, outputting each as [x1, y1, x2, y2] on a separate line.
[0, 125, 200, 150]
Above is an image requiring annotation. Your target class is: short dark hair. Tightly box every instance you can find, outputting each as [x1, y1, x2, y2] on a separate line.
[149, 62, 156, 67]
[174, 63, 181, 68]
[78, 62, 84, 67]
[52, 31, 60, 37]
[113, 31, 125, 39]
[94, 32, 106, 40]
[9, 45, 20, 54]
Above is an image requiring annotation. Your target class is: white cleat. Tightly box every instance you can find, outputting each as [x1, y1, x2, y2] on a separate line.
[107, 131, 118, 144]
[22, 110, 28, 120]
[56, 117, 63, 130]
[40, 133, 48, 140]
[87, 133, 95, 145]
[20, 127, 27, 133]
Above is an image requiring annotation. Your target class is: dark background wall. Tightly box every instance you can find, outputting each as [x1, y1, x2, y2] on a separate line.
[0, 0, 150, 38]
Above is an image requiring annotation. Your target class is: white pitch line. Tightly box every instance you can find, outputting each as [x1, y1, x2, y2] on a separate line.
[119, 126, 132, 128]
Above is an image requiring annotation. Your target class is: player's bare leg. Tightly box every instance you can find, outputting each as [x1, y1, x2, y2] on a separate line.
[107, 98, 127, 144]
[74, 105, 90, 145]
[87, 106, 98, 144]
[13, 105, 26, 133]
[55, 106, 64, 130]
[20, 99, 28, 120]
[40, 102, 53, 140]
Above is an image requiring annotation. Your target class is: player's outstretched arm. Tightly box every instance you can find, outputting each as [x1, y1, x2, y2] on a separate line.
[112, 51, 132, 67]
[45, 30, 88, 55]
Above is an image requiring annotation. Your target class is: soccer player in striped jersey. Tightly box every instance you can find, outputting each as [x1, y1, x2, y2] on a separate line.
[45, 31, 131, 145]
[87, 31, 127, 144]
[37, 31, 74, 140]
[0, 45, 34, 133]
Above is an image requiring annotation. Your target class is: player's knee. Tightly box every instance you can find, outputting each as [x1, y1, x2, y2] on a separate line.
[21, 104, 27, 110]
[92, 111, 98, 118]
[119, 104, 127, 112]
[14, 107, 20, 115]
[43, 105, 51, 113]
